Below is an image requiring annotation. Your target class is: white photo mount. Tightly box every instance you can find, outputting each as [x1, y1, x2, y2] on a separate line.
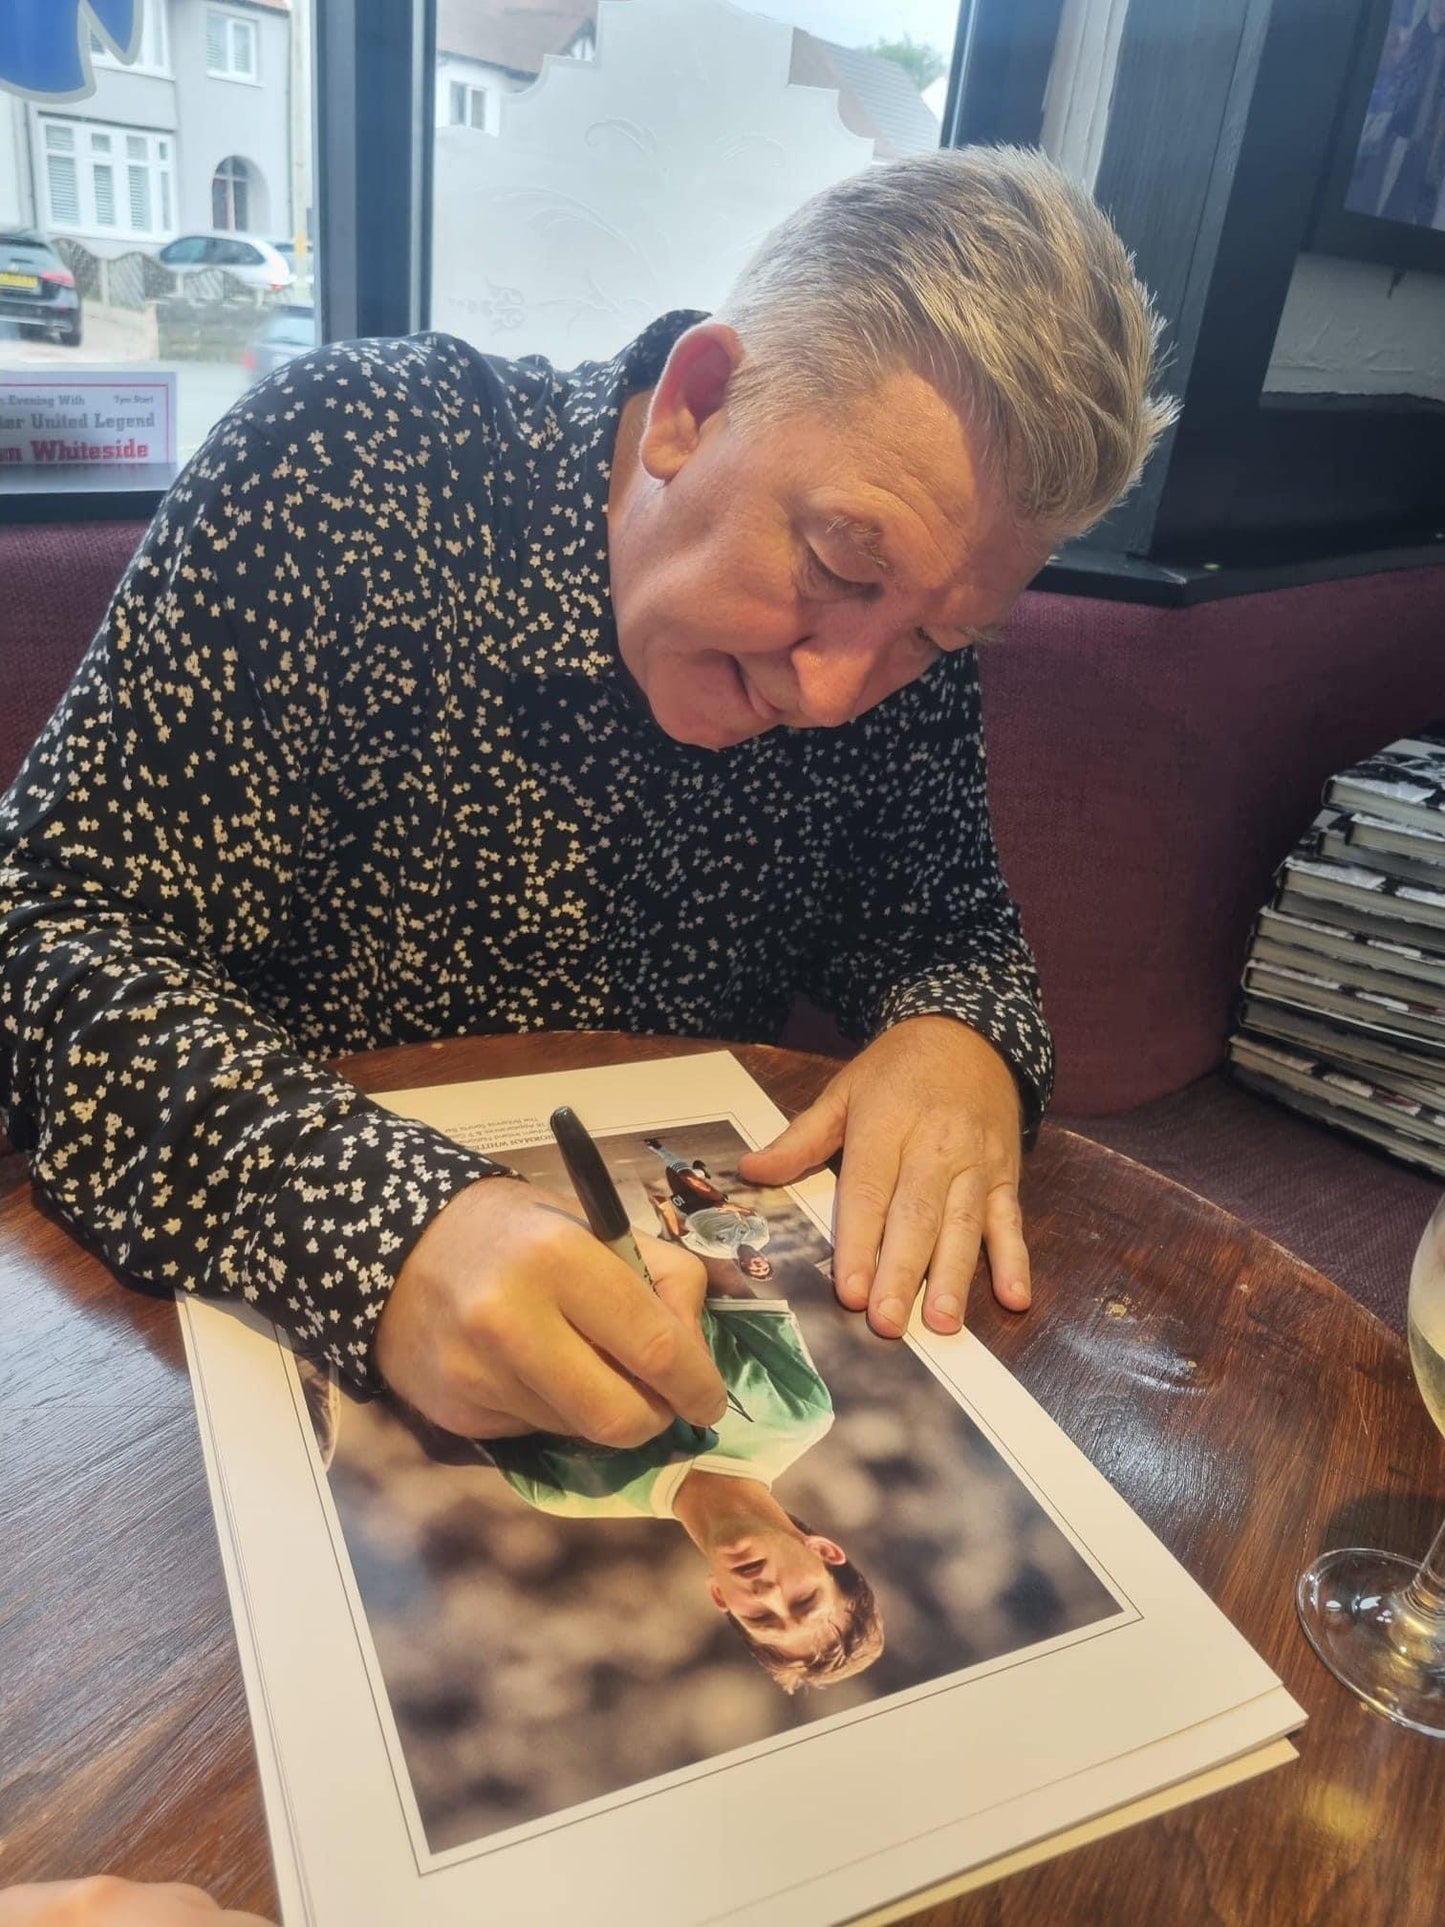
[178, 1051, 1302, 1924]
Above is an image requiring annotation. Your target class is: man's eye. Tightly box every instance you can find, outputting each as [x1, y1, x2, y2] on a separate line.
[801, 548, 865, 596]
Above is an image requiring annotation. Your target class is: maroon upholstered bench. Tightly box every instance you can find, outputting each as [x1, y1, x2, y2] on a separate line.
[3, 519, 1443, 1326]
[1, 520, 147, 786]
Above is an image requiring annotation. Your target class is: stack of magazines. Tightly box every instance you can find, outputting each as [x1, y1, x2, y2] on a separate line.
[1229, 725, 1445, 1178]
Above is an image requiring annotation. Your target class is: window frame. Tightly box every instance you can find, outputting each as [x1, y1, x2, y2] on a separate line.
[944, 0, 1065, 148]
[206, 8, 262, 84]
[1077, 0, 1444, 566]
[315, 0, 433, 344]
[447, 79, 493, 132]
[211, 155, 254, 231]
[38, 113, 176, 247]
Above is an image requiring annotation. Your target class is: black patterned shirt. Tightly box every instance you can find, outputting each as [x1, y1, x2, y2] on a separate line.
[0, 313, 1053, 1385]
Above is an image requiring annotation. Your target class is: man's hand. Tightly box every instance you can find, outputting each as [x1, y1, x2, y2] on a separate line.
[0, 1878, 274, 1926]
[737, 1016, 1028, 1338]
[374, 1179, 727, 1441]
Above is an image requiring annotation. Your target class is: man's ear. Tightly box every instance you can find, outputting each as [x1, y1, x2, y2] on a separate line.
[707, 1577, 730, 1613]
[805, 1535, 847, 1567]
[638, 322, 745, 482]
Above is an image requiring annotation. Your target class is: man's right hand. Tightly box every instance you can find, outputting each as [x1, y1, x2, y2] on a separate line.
[373, 1179, 727, 1441]
[0, 1878, 274, 1926]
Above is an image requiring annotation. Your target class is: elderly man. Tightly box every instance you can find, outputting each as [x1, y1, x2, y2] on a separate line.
[0, 146, 1168, 1452]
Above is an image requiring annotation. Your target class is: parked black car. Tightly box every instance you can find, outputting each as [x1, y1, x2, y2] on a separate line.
[0, 229, 83, 346]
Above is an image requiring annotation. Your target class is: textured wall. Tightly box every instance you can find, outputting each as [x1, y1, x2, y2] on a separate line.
[1267, 252, 1445, 402]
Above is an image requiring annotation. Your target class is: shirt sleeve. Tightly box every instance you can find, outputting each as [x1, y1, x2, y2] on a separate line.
[0, 399, 498, 1387]
[800, 648, 1055, 1133]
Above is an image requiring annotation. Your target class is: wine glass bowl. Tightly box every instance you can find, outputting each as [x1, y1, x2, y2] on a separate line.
[1296, 1193, 1445, 1737]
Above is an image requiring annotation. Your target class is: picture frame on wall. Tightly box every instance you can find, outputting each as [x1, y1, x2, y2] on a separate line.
[1310, 0, 1445, 276]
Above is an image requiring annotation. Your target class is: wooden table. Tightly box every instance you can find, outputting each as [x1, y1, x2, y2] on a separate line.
[2, 1032, 1441, 1925]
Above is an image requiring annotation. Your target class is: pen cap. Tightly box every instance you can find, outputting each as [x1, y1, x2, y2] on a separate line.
[549, 1107, 630, 1242]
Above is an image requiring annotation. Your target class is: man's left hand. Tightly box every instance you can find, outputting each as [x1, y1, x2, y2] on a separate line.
[736, 1016, 1029, 1337]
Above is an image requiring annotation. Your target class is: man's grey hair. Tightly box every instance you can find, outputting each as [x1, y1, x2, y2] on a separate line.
[716, 146, 1175, 536]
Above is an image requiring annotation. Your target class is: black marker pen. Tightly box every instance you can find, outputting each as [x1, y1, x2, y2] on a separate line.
[548, 1106, 728, 1442]
[549, 1105, 655, 1286]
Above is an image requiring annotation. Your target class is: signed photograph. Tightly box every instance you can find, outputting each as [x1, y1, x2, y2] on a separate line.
[300, 1119, 1122, 1855]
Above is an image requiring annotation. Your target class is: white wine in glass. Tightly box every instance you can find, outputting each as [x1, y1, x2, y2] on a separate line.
[1297, 1193, 1445, 1736]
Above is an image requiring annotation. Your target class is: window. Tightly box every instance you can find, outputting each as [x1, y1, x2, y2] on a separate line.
[212, 237, 265, 266]
[429, 0, 956, 369]
[207, 10, 259, 82]
[161, 236, 210, 266]
[212, 155, 254, 231]
[127, 134, 151, 230]
[0, 0, 315, 486]
[448, 81, 492, 131]
[90, 4, 170, 74]
[41, 117, 174, 243]
[91, 135, 116, 227]
[43, 122, 81, 226]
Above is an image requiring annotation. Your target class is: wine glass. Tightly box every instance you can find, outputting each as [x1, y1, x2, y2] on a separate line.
[1296, 1192, 1445, 1736]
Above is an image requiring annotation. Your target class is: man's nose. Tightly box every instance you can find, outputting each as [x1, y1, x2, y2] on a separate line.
[787, 627, 888, 729]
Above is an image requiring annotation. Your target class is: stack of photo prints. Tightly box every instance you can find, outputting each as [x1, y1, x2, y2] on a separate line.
[1231, 724, 1445, 1177]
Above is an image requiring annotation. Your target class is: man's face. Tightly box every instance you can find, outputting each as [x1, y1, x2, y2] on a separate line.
[706, 1527, 847, 1661]
[607, 326, 1055, 751]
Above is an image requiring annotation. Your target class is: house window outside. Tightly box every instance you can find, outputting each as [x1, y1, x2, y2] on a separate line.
[0, 0, 315, 484]
[91, 134, 117, 227]
[41, 117, 174, 243]
[449, 81, 493, 131]
[212, 155, 254, 230]
[43, 123, 82, 226]
[90, 4, 171, 74]
[207, 10, 260, 82]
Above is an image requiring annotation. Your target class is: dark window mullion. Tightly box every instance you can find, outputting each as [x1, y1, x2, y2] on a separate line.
[316, 0, 432, 343]
[943, 0, 1067, 150]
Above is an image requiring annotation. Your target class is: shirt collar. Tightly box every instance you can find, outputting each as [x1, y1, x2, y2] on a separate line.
[506, 308, 705, 683]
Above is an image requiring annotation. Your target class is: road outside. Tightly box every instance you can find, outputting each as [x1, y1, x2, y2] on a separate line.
[0, 297, 255, 462]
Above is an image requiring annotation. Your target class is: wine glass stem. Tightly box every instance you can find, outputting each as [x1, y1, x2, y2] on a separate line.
[1401, 1515, 1445, 1622]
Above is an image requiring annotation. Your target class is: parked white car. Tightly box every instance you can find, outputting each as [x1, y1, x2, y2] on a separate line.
[156, 232, 295, 296]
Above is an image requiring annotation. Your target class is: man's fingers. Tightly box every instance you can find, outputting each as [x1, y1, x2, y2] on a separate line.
[830, 1142, 900, 1315]
[505, 1307, 680, 1447]
[379, 1183, 723, 1444]
[865, 1173, 1029, 1337]
[467, 1396, 572, 1439]
[0, 1879, 277, 1926]
[736, 1079, 848, 1184]
[426, 1356, 578, 1439]
[983, 1182, 1031, 1311]
[559, 1259, 727, 1432]
[919, 1171, 990, 1334]
[638, 1231, 710, 1334]
[867, 1156, 965, 1338]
